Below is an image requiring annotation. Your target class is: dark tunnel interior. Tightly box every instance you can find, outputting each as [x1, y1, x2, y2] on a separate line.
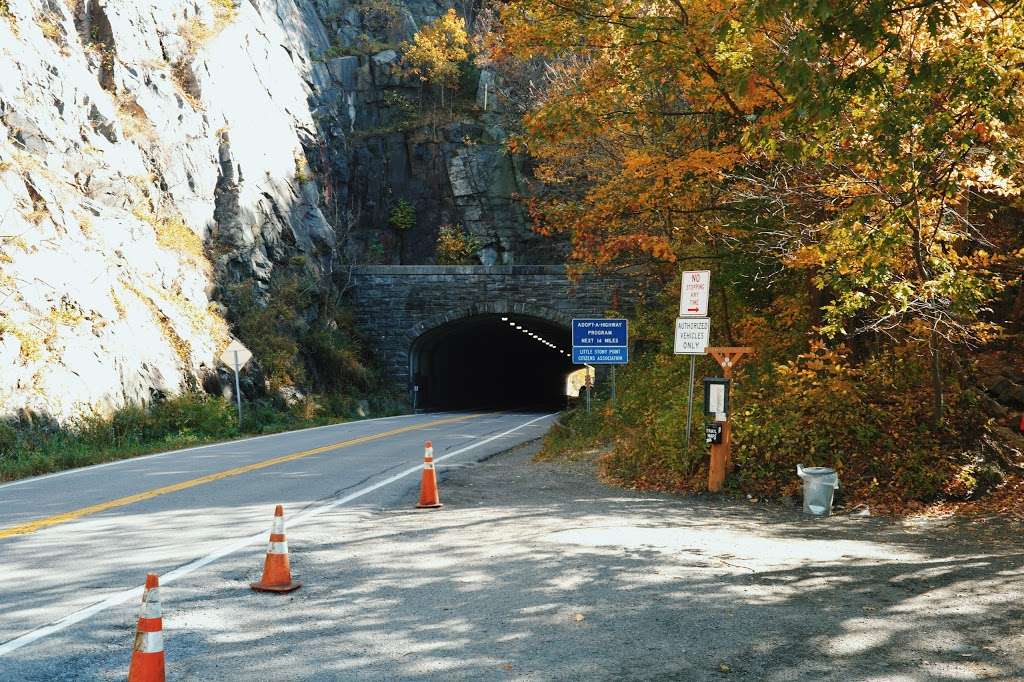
[411, 314, 575, 411]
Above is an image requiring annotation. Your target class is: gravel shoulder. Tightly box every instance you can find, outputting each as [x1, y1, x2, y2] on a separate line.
[8, 440, 1024, 681]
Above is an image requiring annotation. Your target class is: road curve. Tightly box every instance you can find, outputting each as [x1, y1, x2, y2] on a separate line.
[0, 410, 555, 660]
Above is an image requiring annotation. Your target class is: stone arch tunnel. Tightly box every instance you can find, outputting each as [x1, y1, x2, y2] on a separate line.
[411, 312, 572, 410]
[347, 266, 642, 410]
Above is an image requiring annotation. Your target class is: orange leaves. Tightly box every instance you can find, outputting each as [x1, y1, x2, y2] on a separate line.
[623, 148, 739, 180]
[492, 0, 768, 271]
[571, 233, 677, 266]
[500, 0, 1024, 369]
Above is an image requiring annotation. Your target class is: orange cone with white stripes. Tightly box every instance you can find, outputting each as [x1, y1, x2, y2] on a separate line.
[250, 505, 302, 593]
[128, 573, 165, 682]
[415, 441, 443, 509]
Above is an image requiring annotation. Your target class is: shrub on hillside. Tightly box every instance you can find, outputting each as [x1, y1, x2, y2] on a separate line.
[221, 267, 394, 415]
[730, 344, 985, 504]
[544, 333, 990, 511]
[0, 393, 239, 481]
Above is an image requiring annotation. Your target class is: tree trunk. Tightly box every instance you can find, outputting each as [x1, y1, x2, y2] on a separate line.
[1011, 282, 1024, 326]
[719, 286, 735, 345]
[930, 326, 944, 428]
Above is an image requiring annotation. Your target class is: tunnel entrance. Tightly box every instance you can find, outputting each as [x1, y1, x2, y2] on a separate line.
[410, 314, 574, 411]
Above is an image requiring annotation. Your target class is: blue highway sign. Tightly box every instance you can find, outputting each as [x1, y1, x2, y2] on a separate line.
[572, 318, 628, 364]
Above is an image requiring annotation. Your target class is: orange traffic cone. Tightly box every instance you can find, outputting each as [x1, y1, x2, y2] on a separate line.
[128, 573, 165, 682]
[250, 505, 302, 593]
[416, 441, 443, 509]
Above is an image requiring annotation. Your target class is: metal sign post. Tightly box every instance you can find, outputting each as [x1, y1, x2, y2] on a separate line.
[676, 270, 712, 447]
[674, 314, 711, 445]
[584, 366, 594, 414]
[686, 355, 695, 441]
[219, 340, 253, 428]
[232, 350, 242, 424]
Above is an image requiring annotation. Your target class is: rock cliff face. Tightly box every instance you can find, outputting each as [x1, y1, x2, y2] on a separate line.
[304, 3, 553, 266]
[0, 0, 547, 422]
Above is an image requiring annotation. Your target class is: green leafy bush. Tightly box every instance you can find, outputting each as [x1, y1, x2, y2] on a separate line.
[435, 224, 480, 264]
[0, 393, 237, 481]
[541, 299, 989, 511]
[222, 267, 396, 414]
[389, 199, 416, 232]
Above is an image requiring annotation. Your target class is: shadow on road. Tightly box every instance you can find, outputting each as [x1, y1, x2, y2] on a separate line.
[5, 448, 1024, 681]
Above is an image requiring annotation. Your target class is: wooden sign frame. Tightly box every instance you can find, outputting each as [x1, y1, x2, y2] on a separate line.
[704, 347, 754, 492]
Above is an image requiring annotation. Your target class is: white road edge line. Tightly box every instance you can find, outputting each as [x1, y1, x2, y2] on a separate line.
[0, 412, 555, 657]
[0, 412, 442, 491]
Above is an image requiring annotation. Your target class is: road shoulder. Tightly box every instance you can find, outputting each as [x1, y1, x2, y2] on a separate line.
[7, 438, 1023, 681]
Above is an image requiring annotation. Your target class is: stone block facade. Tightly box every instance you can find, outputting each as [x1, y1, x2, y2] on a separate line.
[348, 266, 641, 388]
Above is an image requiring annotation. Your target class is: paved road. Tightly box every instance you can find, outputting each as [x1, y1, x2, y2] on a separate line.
[0, 410, 554, 672]
[4, 437, 1022, 681]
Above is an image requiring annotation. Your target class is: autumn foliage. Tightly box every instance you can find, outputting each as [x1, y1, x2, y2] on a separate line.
[402, 8, 470, 108]
[496, 1, 1024, 509]
[496, 0, 1024, 338]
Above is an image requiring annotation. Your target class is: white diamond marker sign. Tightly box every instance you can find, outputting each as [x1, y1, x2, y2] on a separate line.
[220, 340, 252, 372]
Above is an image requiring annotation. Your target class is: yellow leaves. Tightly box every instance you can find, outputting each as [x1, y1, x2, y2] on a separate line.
[786, 246, 822, 269]
[497, 0, 1024, 360]
[401, 9, 469, 88]
[715, 20, 754, 71]
[573, 234, 677, 266]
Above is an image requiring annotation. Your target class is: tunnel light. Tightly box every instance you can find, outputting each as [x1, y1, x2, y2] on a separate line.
[501, 317, 508, 321]
[515, 325, 522, 329]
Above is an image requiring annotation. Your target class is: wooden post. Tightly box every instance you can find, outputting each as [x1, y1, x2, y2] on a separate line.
[705, 347, 754, 492]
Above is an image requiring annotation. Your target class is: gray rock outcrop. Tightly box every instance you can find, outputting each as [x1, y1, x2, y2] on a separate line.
[0, 0, 554, 423]
[0, 0, 339, 421]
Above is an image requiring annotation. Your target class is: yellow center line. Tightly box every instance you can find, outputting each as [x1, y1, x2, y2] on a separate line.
[0, 414, 477, 540]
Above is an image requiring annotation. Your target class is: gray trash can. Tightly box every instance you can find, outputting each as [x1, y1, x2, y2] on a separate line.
[796, 465, 839, 516]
